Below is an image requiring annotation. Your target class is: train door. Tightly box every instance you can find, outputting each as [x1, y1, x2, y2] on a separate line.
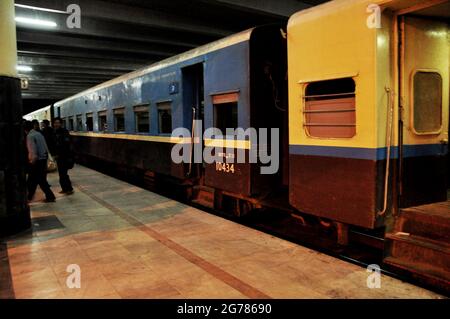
[182, 63, 205, 179]
[398, 15, 449, 207]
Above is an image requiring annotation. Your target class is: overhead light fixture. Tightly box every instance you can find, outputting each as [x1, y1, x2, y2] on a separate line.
[17, 65, 33, 72]
[15, 16, 57, 28]
[15, 4, 67, 14]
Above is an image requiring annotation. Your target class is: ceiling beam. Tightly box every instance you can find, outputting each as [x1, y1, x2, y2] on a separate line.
[17, 30, 179, 57]
[17, 43, 158, 64]
[16, 0, 233, 37]
[17, 55, 143, 71]
[19, 68, 126, 77]
[15, 7, 206, 49]
[197, 0, 313, 18]
[22, 73, 114, 81]
[24, 78, 100, 84]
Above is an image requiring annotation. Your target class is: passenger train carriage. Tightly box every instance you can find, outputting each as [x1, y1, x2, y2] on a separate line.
[23, 104, 52, 122]
[53, 26, 288, 205]
[27, 0, 449, 292]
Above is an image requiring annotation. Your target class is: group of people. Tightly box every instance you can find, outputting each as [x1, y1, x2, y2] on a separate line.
[23, 117, 74, 203]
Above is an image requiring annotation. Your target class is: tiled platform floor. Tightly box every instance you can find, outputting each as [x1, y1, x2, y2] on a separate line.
[0, 165, 444, 299]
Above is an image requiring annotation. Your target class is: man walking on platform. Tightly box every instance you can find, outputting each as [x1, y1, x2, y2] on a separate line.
[53, 117, 74, 195]
[24, 121, 56, 202]
[41, 119, 56, 156]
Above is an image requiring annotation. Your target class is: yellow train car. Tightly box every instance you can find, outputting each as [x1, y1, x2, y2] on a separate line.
[288, 0, 449, 288]
[288, 0, 448, 226]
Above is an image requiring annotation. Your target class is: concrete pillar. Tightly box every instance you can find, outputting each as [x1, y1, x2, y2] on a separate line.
[0, 0, 31, 236]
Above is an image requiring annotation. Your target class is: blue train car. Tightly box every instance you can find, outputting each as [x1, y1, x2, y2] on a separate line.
[54, 25, 287, 208]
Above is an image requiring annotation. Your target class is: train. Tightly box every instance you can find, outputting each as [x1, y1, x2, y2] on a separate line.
[26, 0, 449, 292]
[23, 104, 52, 122]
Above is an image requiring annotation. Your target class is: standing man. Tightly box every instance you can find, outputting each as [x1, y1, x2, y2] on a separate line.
[31, 119, 41, 132]
[53, 117, 74, 194]
[41, 119, 56, 156]
[24, 121, 56, 202]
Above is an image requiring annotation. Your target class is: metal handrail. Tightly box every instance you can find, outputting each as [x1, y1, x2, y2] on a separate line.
[187, 107, 196, 177]
[378, 87, 394, 216]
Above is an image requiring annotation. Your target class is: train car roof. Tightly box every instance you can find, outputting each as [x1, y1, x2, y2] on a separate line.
[23, 104, 52, 120]
[288, 0, 449, 28]
[54, 27, 256, 107]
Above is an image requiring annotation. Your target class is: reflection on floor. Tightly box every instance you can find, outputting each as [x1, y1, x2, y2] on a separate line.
[0, 165, 444, 299]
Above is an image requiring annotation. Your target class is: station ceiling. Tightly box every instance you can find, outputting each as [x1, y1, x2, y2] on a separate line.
[15, 0, 328, 111]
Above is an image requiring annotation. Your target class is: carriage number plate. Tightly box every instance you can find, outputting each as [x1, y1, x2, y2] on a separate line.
[215, 162, 235, 174]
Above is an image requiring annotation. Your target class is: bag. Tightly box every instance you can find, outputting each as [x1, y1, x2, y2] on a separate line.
[47, 154, 58, 172]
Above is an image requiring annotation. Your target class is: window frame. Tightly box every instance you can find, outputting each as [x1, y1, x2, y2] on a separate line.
[212, 92, 239, 137]
[410, 69, 443, 136]
[86, 113, 94, 132]
[68, 117, 74, 131]
[156, 101, 172, 135]
[113, 107, 126, 133]
[302, 77, 357, 139]
[76, 114, 83, 131]
[97, 110, 107, 132]
[134, 104, 150, 134]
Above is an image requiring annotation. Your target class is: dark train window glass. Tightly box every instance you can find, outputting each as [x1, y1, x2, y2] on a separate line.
[113, 108, 125, 132]
[134, 105, 150, 133]
[76, 115, 83, 131]
[98, 111, 107, 132]
[157, 102, 172, 134]
[214, 102, 238, 135]
[413, 72, 442, 134]
[304, 78, 356, 138]
[86, 113, 94, 131]
[68, 118, 74, 131]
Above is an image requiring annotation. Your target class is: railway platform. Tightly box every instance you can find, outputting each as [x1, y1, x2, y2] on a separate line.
[0, 165, 444, 299]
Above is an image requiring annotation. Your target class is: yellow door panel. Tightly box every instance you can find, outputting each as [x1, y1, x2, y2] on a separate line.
[401, 16, 449, 146]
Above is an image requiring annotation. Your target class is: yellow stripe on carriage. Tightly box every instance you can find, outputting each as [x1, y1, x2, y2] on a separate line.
[204, 138, 251, 150]
[70, 132, 251, 149]
[69, 131, 192, 144]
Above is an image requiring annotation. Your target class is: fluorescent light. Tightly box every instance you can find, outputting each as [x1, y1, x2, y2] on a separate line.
[15, 17, 57, 28]
[17, 65, 33, 72]
[15, 4, 67, 14]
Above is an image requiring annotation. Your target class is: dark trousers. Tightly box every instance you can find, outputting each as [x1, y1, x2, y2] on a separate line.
[27, 159, 55, 201]
[57, 158, 73, 192]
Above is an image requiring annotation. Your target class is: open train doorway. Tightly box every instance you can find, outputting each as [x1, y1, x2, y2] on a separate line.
[182, 63, 205, 179]
[397, 13, 449, 208]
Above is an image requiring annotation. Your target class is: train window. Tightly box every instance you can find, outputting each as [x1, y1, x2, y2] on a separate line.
[113, 108, 125, 132]
[304, 78, 356, 138]
[98, 110, 107, 132]
[214, 102, 238, 135]
[157, 102, 172, 134]
[86, 113, 94, 132]
[413, 71, 442, 134]
[212, 93, 239, 135]
[68, 117, 74, 131]
[134, 105, 150, 133]
[76, 115, 83, 131]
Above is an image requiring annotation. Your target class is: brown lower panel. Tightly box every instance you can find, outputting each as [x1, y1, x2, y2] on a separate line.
[71, 135, 186, 179]
[204, 161, 251, 196]
[289, 154, 378, 229]
[203, 147, 252, 196]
